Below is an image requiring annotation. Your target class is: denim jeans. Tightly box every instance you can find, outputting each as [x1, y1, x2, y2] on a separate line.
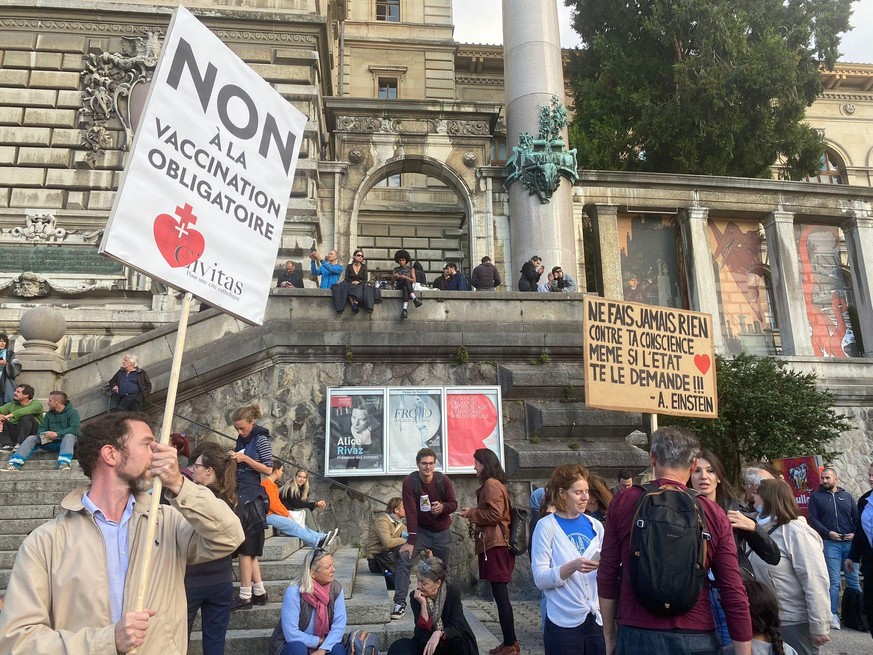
[823, 538, 861, 614]
[186, 581, 232, 655]
[266, 513, 324, 548]
[9, 432, 76, 468]
[281, 642, 346, 655]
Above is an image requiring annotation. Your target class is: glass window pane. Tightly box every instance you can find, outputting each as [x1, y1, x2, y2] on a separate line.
[376, 0, 400, 22]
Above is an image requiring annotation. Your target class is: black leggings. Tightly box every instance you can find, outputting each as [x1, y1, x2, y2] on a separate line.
[396, 279, 415, 301]
[491, 581, 516, 646]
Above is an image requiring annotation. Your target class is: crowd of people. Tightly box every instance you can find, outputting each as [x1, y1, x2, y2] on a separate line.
[3, 385, 873, 655]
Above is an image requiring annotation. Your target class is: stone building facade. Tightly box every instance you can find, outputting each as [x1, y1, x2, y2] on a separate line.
[1, 1, 873, 495]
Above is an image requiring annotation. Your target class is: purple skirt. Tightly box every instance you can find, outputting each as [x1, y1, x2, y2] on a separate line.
[478, 546, 515, 583]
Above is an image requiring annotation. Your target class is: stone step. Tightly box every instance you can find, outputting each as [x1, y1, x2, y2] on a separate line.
[0, 455, 79, 470]
[0, 550, 16, 569]
[524, 400, 643, 440]
[188, 601, 499, 655]
[0, 534, 27, 551]
[0, 477, 86, 493]
[498, 363, 587, 400]
[0, 491, 69, 506]
[0, 517, 50, 534]
[504, 438, 650, 480]
[0, 504, 58, 520]
[261, 536, 303, 561]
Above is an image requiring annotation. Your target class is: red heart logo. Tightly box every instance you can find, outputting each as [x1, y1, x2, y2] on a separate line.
[694, 354, 711, 375]
[153, 207, 204, 268]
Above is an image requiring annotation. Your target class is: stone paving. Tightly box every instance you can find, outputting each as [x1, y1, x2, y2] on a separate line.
[465, 598, 872, 655]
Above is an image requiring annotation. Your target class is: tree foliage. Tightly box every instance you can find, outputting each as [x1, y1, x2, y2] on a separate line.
[663, 354, 851, 483]
[565, 0, 855, 179]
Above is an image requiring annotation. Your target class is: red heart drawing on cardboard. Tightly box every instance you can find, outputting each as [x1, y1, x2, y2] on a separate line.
[694, 354, 711, 375]
[153, 209, 204, 268]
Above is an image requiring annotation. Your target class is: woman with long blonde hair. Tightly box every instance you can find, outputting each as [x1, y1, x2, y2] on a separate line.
[276, 548, 347, 655]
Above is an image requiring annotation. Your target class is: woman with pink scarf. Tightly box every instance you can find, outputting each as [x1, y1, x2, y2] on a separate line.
[276, 549, 347, 655]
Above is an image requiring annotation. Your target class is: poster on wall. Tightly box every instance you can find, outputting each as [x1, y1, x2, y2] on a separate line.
[771, 456, 822, 517]
[325, 388, 386, 476]
[444, 387, 502, 473]
[386, 388, 444, 474]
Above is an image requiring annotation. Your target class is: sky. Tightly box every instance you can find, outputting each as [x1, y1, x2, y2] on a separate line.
[453, 0, 873, 64]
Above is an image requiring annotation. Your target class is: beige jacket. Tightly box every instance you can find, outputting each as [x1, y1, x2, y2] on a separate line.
[365, 512, 406, 558]
[0, 479, 245, 655]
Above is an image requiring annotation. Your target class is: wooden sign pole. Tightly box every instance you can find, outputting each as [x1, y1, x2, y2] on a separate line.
[130, 292, 193, 648]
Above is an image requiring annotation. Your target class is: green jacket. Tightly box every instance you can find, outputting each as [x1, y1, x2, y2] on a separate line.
[38, 401, 80, 437]
[0, 398, 44, 425]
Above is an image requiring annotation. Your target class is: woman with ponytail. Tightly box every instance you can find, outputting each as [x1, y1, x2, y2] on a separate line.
[228, 402, 273, 610]
[185, 442, 239, 654]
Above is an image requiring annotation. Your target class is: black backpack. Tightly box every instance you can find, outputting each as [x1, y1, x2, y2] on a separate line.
[841, 587, 869, 632]
[507, 505, 530, 556]
[628, 483, 711, 616]
[411, 470, 446, 500]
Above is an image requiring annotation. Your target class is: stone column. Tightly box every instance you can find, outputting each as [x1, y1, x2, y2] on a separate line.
[584, 204, 622, 299]
[843, 215, 873, 355]
[503, 0, 577, 285]
[762, 211, 813, 356]
[677, 207, 725, 353]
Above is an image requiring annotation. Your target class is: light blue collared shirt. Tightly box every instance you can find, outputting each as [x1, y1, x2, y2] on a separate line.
[82, 491, 136, 623]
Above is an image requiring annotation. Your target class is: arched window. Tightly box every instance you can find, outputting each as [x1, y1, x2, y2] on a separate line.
[806, 148, 845, 184]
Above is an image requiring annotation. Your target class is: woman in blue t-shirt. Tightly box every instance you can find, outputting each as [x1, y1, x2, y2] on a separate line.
[531, 464, 605, 655]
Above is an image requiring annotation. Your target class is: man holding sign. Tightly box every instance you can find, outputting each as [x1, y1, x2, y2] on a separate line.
[0, 413, 244, 653]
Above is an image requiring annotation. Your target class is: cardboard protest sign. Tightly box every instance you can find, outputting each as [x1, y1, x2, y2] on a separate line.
[583, 296, 717, 418]
[100, 6, 306, 324]
[772, 456, 822, 517]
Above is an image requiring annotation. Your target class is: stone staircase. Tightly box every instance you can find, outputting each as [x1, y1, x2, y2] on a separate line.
[497, 362, 650, 479]
[0, 450, 500, 654]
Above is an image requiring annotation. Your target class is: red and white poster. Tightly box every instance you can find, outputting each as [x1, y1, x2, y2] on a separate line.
[445, 387, 502, 473]
[100, 6, 307, 324]
[772, 456, 822, 517]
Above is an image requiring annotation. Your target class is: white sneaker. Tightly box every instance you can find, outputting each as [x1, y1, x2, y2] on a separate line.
[831, 613, 841, 630]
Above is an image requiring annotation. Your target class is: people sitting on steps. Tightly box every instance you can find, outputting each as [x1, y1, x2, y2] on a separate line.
[5, 390, 79, 471]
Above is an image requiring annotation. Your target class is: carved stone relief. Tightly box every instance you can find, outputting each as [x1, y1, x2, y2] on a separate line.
[80, 32, 161, 160]
[336, 116, 490, 136]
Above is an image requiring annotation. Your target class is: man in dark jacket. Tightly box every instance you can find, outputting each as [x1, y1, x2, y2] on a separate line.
[5, 391, 80, 471]
[276, 260, 303, 288]
[808, 466, 862, 629]
[471, 256, 501, 291]
[445, 263, 471, 291]
[109, 353, 152, 412]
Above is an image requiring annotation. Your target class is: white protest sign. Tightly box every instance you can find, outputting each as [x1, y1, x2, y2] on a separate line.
[100, 5, 306, 324]
[583, 296, 718, 418]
